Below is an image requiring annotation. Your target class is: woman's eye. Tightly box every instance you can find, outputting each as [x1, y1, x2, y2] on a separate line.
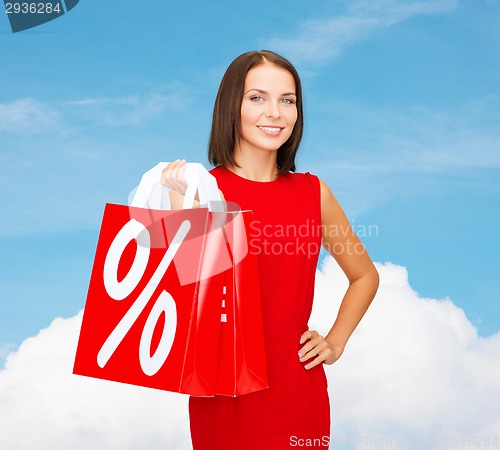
[250, 96, 264, 102]
[281, 98, 295, 104]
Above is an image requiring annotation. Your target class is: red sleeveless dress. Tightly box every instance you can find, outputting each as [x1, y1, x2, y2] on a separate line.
[189, 166, 331, 449]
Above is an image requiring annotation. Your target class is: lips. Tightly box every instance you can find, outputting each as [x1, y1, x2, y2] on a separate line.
[258, 126, 283, 132]
[257, 125, 284, 136]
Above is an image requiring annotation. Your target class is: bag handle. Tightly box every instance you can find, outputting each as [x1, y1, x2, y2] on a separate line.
[129, 162, 224, 211]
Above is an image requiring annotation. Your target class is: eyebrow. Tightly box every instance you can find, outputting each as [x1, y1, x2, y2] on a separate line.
[244, 88, 297, 97]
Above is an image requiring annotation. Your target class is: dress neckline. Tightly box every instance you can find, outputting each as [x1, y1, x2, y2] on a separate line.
[220, 165, 282, 184]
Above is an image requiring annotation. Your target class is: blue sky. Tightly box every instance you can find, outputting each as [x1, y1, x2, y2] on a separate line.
[1, 0, 499, 363]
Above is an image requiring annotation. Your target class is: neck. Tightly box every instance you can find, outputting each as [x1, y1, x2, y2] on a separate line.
[229, 145, 279, 182]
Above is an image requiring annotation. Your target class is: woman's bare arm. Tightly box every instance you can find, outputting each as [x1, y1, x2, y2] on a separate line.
[298, 179, 379, 369]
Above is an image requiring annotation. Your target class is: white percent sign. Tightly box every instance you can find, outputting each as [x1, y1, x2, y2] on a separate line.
[97, 218, 191, 376]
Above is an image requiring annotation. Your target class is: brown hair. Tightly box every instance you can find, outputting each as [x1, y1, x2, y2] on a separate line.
[208, 50, 303, 174]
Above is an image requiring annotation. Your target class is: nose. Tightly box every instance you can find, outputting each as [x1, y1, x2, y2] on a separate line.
[265, 100, 280, 119]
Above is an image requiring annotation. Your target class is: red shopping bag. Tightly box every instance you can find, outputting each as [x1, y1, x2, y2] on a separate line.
[213, 209, 268, 396]
[73, 203, 225, 395]
[73, 162, 268, 396]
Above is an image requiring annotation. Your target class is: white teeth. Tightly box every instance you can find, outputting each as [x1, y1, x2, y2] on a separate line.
[258, 126, 281, 132]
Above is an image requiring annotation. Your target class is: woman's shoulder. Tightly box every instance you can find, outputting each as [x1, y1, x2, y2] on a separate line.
[289, 170, 331, 190]
[209, 165, 225, 175]
[287, 170, 322, 199]
[288, 171, 337, 212]
[286, 169, 321, 186]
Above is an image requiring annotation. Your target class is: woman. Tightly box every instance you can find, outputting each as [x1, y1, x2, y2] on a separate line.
[161, 50, 379, 449]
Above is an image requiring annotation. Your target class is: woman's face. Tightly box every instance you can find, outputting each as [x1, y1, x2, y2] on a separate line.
[238, 63, 298, 156]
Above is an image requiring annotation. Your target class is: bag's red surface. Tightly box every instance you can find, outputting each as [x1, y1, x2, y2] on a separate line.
[73, 203, 267, 396]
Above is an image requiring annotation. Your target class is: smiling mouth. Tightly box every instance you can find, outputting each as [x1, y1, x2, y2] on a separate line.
[257, 126, 284, 132]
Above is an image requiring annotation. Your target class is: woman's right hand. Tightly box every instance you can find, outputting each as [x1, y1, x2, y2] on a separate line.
[160, 159, 225, 210]
[160, 159, 188, 195]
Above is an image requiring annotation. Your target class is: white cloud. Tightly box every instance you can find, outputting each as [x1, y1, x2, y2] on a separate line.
[312, 98, 500, 173]
[303, 97, 500, 218]
[0, 314, 192, 450]
[350, 0, 458, 18]
[1, 257, 499, 449]
[0, 86, 200, 237]
[310, 257, 500, 447]
[64, 92, 188, 127]
[0, 98, 63, 134]
[0, 88, 191, 139]
[0, 343, 16, 367]
[266, 0, 458, 64]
